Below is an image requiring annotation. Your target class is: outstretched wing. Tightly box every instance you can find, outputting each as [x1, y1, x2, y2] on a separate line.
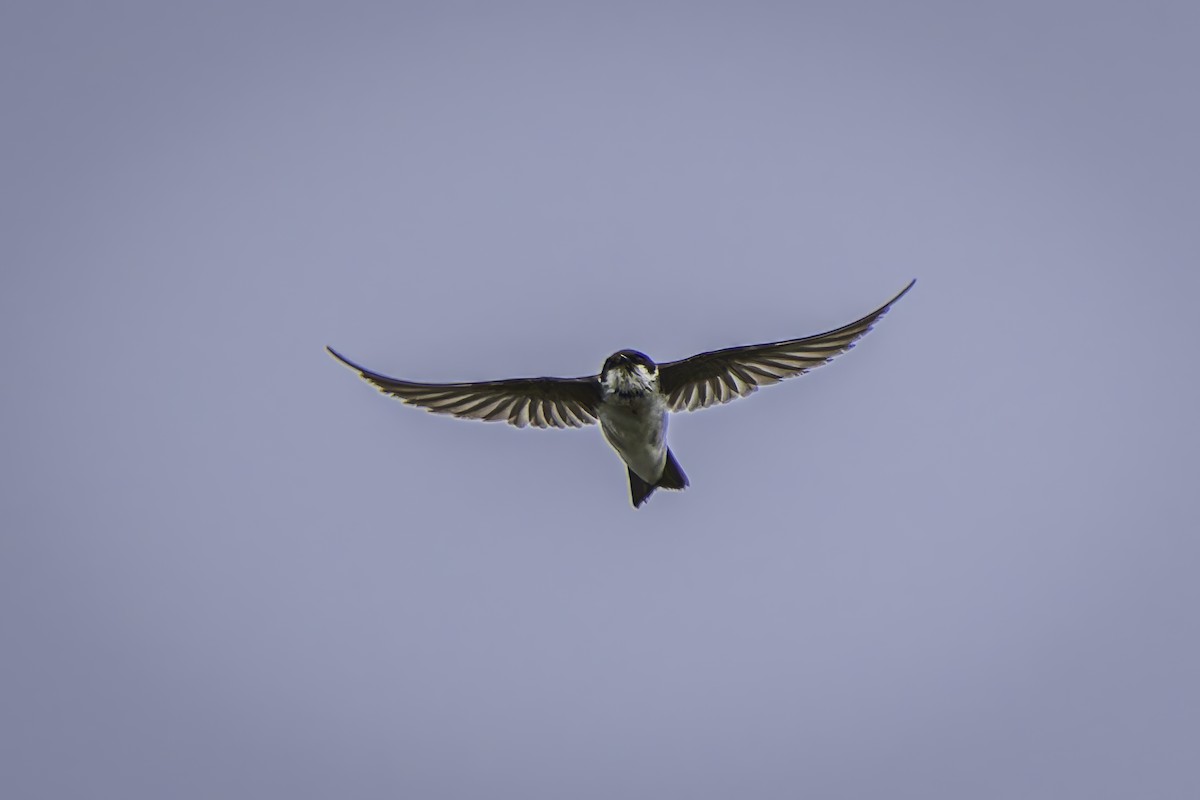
[327, 347, 602, 429]
[657, 280, 915, 412]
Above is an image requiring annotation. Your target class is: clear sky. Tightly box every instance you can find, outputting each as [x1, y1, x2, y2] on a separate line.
[3, 2, 1198, 798]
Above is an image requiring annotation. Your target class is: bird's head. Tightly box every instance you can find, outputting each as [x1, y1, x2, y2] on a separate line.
[601, 350, 658, 396]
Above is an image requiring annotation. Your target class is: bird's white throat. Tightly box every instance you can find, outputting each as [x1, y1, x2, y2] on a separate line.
[604, 364, 657, 397]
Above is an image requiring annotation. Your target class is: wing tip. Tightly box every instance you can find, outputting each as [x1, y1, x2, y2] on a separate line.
[856, 278, 917, 331]
[326, 345, 362, 373]
[876, 279, 917, 315]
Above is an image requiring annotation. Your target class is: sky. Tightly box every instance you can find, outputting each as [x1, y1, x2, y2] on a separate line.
[3, 1, 1198, 798]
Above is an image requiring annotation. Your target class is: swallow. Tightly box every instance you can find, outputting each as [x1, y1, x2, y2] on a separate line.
[328, 280, 914, 507]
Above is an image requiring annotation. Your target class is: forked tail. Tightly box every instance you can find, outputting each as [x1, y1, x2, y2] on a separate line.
[628, 449, 689, 508]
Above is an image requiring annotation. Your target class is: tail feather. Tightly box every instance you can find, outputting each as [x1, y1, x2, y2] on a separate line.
[658, 449, 689, 491]
[628, 449, 690, 508]
[628, 469, 656, 508]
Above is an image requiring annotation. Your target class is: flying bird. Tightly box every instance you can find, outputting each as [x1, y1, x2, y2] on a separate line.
[329, 280, 914, 508]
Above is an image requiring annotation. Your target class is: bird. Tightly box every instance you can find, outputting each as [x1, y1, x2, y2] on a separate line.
[328, 280, 914, 508]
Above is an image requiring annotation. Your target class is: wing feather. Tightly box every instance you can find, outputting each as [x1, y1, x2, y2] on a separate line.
[327, 348, 601, 429]
[657, 280, 915, 412]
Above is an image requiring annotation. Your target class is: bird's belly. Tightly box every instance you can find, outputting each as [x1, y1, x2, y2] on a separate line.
[598, 398, 668, 483]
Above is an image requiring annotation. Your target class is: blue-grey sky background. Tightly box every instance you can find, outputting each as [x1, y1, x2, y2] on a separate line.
[3, 2, 1198, 798]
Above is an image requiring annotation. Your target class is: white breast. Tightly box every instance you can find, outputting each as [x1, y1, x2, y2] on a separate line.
[598, 391, 669, 483]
